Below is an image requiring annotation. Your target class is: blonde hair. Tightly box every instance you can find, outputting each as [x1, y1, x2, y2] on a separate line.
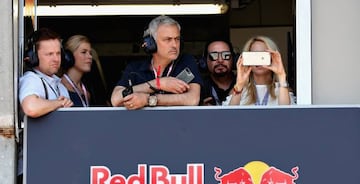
[65, 35, 91, 53]
[58, 35, 91, 75]
[242, 36, 280, 105]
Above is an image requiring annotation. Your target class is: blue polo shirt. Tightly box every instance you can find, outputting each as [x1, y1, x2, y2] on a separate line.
[117, 54, 203, 92]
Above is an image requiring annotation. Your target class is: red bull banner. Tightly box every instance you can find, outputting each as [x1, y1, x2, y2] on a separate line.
[89, 162, 298, 184]
[24, 107, 360, 183]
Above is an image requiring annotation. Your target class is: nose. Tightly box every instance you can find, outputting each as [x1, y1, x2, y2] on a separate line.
[218, 56, 225, 62]
[171, 37, 181, 47]
[87, 52, 93, 59]
[216, 54, 225, 62]
[55, 53, 61, 62]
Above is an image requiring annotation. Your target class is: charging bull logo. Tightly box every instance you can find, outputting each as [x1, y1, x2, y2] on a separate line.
[260, 166, 299, 184]
[214, 161, 299, 184]
[214, 167, 253, 184]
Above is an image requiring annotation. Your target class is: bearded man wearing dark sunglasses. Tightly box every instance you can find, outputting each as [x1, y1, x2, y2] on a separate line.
[200, 39, 237, 105]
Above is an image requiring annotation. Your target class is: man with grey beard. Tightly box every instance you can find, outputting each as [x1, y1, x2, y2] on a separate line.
[200, 39, 237, 105]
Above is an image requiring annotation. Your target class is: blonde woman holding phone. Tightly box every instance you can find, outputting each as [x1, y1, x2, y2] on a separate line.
[223, 36, 296, 106]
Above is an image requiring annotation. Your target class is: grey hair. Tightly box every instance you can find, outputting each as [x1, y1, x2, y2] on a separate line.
[143, 15, 181, 41]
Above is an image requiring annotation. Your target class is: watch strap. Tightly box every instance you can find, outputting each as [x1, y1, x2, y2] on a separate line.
[279, 81, 289, 88]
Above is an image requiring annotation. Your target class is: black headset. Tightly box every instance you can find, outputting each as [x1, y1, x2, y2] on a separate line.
[142, 33, 184, 55]
[61, 49, 75, 69]
[142, 35, 157, 54]
[25, 28, 73, 68]
[25, 30, 42, 67]
[198, 39, 238, 70]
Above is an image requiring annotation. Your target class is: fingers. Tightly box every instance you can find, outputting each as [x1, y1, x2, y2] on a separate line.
[122, 93, 146, 110]
[245, 66, 252, 76]
[174, 82, 190, 93]
[162, 77, 190, 94]
[203, 97, 214, 105]
[58, 96, 73, 107]
[237, 57, 251, 73]
[125, 101, 134, 109]
[63, 99, 73, 107]
[236, 55, 244, 69]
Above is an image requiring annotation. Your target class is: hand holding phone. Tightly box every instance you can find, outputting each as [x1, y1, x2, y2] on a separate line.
[176, 67, 195, 83]
[242, 51, 271, 66]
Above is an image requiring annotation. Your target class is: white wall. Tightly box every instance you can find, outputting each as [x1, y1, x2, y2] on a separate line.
[312, 0, 360, 104]
[0, 1, 17, 184]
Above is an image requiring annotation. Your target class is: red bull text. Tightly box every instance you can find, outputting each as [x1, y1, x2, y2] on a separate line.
[91, 164, 204, 184]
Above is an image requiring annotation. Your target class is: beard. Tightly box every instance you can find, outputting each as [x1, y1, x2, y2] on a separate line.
[212, 64, 229, 77]
[213, 72, 228, 77]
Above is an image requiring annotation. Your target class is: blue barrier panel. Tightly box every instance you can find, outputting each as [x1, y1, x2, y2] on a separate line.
[24, 106, 360, 184]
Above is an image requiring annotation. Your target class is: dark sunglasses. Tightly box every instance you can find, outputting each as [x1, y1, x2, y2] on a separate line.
[208, 51, 232, 61]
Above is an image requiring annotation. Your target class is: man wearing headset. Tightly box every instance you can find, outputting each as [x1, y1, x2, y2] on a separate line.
[111, 15, 203, 109]
[19, 27, 73, 118]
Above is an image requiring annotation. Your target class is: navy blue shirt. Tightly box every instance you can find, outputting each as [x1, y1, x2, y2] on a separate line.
[117, 54, 203, 93]
[69, 91, 88, 107]
[200, 74, 236, 105]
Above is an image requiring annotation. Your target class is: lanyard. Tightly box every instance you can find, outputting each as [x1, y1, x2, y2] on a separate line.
[211, 87, 222, 105]
[151, 60, 174, 78]
[255, 88, 270, 106]
[64, 74, 89, 107]
[34, 70, 60, 98]
[41, 78, 60, 98]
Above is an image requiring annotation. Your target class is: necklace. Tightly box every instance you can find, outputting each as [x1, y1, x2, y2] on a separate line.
[64, 74, 89, 107]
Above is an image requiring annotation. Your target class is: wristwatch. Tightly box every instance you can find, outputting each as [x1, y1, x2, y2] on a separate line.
[148, 94, 158, 107]
[279, 81, 289, 88]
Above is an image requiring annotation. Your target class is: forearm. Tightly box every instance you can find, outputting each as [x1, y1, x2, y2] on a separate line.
[111, 86, 126, 106]
[278, 87, 291, 105]
[132, 80, 157, 93]
[156, 84, 200, 106]
[111, 79, 159, 106]
[229, 84, 243, 105]
[229, 94, 241, 105]
[21, 96, 63, 118]
[277, 74, 290, 105]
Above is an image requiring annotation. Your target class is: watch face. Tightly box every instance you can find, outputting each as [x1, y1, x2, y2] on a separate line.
[279, 82, 289, 88]
[149, 95, 157, 106]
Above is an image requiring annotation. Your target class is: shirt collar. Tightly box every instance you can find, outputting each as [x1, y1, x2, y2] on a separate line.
[33, 69, 61, 86]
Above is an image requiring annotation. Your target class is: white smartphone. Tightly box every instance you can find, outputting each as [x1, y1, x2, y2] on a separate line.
[242, 51, 271, 66]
